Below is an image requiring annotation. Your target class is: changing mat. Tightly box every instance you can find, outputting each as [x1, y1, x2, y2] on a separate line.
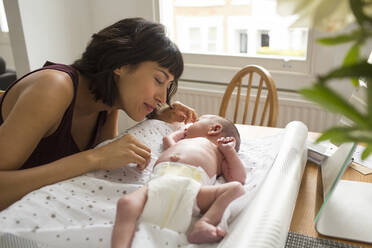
[0, 119, 283, 248]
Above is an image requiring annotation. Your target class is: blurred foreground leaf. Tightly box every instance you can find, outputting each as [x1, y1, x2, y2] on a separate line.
[300, 84, 367, 127]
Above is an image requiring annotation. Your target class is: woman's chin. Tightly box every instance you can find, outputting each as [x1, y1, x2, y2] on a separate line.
[133, 116, 146, 122]
[127, 112, 146, 122]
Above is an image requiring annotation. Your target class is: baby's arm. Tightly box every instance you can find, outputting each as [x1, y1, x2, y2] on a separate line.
[218, 137, 246, 184]
[162, 129, 186, 150]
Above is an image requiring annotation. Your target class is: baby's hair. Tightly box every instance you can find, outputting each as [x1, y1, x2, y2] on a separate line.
[213, 116, 241, 152]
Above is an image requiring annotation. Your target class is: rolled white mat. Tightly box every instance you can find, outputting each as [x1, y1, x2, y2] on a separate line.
[219, 121, 308, 248]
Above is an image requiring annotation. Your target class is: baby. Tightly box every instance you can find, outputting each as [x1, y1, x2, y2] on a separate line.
[111, 115, 246, 248]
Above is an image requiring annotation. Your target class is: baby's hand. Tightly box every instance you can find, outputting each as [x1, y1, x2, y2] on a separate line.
[217, 137, 236, 152]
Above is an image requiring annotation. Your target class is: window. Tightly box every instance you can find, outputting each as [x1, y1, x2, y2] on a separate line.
[175, 16, 223, 54]
[189, 27, 202, 51]
[158, 0, 313, 90]
[207, 27, 217, 52]
[0, 0, 8, 32]
[238, 30, 248, 53]
[260, 31, 270, 47]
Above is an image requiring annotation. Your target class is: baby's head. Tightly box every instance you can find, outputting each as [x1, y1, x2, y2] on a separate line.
[184, 114, 241, 151]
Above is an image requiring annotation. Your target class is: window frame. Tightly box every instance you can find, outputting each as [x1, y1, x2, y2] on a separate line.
[0, 0, 9, 33]
[156, 0, 316, 91]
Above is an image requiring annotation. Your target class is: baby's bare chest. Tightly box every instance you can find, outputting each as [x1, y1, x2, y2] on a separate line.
[157, 138, 222, 176]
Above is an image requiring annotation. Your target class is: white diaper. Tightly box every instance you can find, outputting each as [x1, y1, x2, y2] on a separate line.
[140, 162, 216, 233]
[152, 162, 216, 185]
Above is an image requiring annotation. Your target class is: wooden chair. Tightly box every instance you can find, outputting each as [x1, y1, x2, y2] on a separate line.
[0, 90, 4, 97]
[219, 65, 278, 127]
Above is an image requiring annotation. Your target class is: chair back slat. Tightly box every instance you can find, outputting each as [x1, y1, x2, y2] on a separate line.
[260, 93, 270, 125]
[242, 72, 253, 124]
[219, 65, 278, 127]
[251, 77, 263, 125]
[233, 79, 242, 123]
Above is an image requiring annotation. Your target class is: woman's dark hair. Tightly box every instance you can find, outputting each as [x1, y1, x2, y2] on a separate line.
[72, 18, 183, 109]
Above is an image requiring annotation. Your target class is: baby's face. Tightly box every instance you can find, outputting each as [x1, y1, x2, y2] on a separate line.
[184, 115, 215, 138]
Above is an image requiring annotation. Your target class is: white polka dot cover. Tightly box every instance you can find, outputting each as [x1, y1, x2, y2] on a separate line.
[0, 120, 283, 248]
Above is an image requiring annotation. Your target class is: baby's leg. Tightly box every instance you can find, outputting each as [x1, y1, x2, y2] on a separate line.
[188, 182, 245, 244]
[111, 186, 148, 248]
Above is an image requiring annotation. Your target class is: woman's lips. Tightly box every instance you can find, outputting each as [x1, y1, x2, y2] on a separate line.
[144, 103, 155, 113]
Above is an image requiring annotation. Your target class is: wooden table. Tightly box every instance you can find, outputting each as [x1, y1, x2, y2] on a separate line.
[238, 124, 372, 248]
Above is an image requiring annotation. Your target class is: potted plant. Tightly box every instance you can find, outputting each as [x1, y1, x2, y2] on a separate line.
[278, 0, 372, 158]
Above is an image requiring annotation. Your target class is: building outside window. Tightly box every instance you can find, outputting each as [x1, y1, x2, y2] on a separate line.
[160, 0, 308, 59]
[176, 16, 223, 54]
[158, 0, 312, 90]
[238, 30, 248, 53]
[260, 31, 270, 47]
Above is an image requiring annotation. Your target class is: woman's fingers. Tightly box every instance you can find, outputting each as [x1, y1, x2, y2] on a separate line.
[97, 134, 152, 170]
[156, 101, 198, 124]
[120, 134, 151, 152]
[131, 144, 151, 164]
[122, 135, 151, 167]
[172, 101, 198, 123]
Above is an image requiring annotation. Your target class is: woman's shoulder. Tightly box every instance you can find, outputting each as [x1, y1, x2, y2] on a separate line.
[2, 69, 75, 121]
[16, 69, 74, 102]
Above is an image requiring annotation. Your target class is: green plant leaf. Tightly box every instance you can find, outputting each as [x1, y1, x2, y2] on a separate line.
[348, 129, 372, 142]
[317, 127, 372, 146]
[361, 144, 372, 160]
[368, 79, 372, 124]
[343, 43, 360, 66]
[316, 127, 362, 146]
[351, 78, 360, 86]
[316, 127, 352, 143]
[350, 0, 372, 26]
[350, 0, 368, 25]
[300, 84, 368, 128]
[343, 43, 361, 86]
[317, 34, 357, 45]
[319, 61, 372, 83]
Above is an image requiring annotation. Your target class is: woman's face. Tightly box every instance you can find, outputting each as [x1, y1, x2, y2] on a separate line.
[114, 61, 174, 121]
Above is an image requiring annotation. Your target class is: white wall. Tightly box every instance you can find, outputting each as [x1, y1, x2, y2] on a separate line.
[19, 0, 92, 71]
[3, 0, 157, 78]
[90, 0, 156, 32]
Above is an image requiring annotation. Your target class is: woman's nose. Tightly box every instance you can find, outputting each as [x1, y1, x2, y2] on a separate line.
[155, 88, 167, 104]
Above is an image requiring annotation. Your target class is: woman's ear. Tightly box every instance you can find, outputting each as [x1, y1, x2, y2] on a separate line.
[113, 66, 127, 76]
[113, 68, 121, 76]
[208, 123, 222, 136]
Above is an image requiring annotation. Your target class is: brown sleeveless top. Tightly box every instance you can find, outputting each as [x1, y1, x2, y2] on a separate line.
[0, 61, 107, 169]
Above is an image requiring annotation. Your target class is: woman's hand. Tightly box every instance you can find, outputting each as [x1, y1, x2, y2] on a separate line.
[94, 134, 151, 171]
[155, 101, 198, 123]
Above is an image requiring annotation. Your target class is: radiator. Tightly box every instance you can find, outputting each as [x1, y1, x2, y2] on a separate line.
[174, 85, 339, 133]
[118, 84, 339, 133]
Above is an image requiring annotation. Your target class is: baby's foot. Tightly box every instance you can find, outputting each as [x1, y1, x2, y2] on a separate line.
[187, 220, 226, 244]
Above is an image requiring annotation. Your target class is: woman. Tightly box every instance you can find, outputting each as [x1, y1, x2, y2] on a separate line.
[0, 18, 197, 210]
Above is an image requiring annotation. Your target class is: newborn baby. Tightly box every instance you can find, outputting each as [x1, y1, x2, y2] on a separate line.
[112, 115, 246, 248]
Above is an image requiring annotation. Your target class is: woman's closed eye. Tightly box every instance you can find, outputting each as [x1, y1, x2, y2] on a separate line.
[155, 77, 173, 90]
[155, 77, 165, 85]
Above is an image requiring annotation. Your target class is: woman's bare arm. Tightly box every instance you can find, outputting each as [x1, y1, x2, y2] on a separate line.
[0, 149, 101, 210]
[0, 71, 75, 170]
[0, 73, 150, 210]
